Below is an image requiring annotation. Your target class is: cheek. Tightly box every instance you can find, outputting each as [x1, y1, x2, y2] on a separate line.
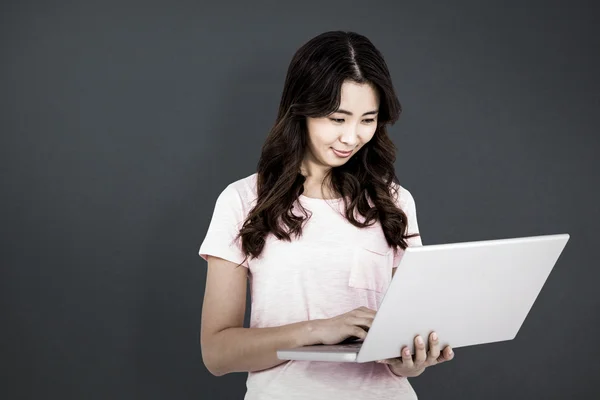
[308, 122, 338, 146]
[358, 126, 377, 143]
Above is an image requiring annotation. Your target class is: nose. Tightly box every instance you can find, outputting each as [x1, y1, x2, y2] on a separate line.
[339, 126, 359, 146]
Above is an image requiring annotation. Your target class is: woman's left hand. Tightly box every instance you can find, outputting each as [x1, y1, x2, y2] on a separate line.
[376, 331, 454, 378]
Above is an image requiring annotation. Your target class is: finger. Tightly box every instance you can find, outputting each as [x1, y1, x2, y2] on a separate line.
[346, 316, 374, 331]
[437, 346, 454, 363]
[426, 331, 441, 365]
[346, 325, 369, 340]
[445, 346, 455, 361]
[413, 336, 427, 367]
[401, 346, 413, 368]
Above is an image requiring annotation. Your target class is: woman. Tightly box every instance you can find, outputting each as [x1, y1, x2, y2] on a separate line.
[198, 31, 454, 400]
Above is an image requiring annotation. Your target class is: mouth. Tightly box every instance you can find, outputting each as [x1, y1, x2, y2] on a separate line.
[331, 148, 353, 157]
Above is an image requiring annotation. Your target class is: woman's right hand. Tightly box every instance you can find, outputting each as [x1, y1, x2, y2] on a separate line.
[308, 306, 377, 345]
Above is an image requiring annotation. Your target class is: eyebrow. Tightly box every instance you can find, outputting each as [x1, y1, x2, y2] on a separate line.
[335, 109, 379, 116]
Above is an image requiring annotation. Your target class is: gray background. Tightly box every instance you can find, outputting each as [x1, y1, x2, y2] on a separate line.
[2, 0, 598, 399]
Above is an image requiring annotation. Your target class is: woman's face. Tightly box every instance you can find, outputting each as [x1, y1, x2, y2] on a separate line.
[304, 80, 380, 171]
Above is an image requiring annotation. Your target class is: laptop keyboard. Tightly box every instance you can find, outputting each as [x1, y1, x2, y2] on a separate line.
[331, 342, 363, 349]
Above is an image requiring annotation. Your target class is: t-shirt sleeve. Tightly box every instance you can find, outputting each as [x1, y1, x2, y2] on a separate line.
[198, 184, 249, 268]
[393, 186, 423, 268]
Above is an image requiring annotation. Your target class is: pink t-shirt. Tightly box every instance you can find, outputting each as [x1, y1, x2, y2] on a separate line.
[199, 173, 423, 400]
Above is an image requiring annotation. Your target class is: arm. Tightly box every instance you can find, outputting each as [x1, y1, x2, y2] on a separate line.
[392, 186, 423, 275]
[388, 185, 420, 374]
[200, 255, 317, 376]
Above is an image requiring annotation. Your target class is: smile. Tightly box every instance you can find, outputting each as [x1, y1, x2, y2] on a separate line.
[332, 148, 353, 158]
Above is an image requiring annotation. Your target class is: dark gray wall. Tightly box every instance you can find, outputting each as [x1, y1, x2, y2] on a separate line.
[2, 0, 598, 399]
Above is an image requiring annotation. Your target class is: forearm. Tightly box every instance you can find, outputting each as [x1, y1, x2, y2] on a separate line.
[203, 320, 316, 376]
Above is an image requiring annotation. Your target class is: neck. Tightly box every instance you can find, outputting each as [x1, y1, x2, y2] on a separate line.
[300, 152, 330, 181]
[300, 157, 336, 199]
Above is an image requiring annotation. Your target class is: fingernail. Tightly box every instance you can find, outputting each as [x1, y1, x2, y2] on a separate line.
[449, 349, 454, 356]
[416, 336, 423, 345]
[432, 332, 438, 341]
[404, 348, 411, 356]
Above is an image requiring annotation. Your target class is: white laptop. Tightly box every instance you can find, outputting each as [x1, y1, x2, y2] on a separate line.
[277, 233, 570, 363]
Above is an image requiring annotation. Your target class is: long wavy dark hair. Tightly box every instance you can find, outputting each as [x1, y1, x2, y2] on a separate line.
[237, 31, 420, 263]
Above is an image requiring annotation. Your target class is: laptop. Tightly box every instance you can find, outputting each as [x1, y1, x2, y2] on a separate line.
[276, 233, 570, 363]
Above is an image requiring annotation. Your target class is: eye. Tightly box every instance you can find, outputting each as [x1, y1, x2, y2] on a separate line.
[330, 118, 345, 123]
[363, 118, 376, 124]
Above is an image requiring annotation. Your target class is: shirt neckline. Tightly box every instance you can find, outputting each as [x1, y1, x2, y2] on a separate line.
[299, 194, 344, 203]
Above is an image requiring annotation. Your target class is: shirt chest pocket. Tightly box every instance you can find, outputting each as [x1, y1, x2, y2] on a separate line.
[348, 237, 394, 293]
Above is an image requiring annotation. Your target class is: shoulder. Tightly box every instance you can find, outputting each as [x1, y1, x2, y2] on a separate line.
[216, 173, 258, 214]
[224, 172, 258, 198]
[390, 181, 417, 211]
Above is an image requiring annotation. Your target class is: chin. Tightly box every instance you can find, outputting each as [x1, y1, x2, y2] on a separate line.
[327, 158, 351, 168]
